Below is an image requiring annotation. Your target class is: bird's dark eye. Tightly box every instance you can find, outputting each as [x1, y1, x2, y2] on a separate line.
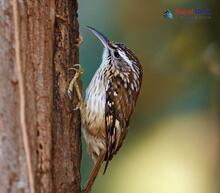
[113, 51, 120, 58]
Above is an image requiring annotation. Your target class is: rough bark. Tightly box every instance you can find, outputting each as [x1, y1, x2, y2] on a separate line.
[52, 0, 81, 193]
[0, 2, 30, 192]
[0, 0, 81, 193]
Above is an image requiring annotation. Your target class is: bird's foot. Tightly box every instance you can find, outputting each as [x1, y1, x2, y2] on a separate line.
[68, 64, 86, 117]
[68, 64, 84, 98]
[73, 101, 86, 113]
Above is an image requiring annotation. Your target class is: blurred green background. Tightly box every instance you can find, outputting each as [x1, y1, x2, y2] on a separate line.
[78, 0, 220, 193]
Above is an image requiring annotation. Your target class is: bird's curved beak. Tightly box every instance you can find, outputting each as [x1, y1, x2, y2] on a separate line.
[86, 26, 112, 49]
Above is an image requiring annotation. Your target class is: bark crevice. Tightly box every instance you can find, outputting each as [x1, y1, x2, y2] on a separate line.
[0, 0, 81, 193]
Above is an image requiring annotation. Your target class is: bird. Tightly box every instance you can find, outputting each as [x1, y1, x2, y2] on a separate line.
[68, 26, 143, 193]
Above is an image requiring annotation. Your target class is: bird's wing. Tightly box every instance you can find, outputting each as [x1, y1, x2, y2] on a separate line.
[104, 75, 139, 173]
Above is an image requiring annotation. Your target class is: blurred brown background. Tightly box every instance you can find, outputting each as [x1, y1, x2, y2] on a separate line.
[78, 0, 220, 192]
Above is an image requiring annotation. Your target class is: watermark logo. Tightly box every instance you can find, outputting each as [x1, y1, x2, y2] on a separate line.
[163, 8, 211, 19]
[164, 9, 174, 19]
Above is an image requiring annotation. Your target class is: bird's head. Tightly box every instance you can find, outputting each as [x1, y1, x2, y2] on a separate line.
[87, 26, 140, 70]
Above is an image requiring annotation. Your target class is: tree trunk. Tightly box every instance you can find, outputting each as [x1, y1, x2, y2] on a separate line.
[0, 0, 81, 193]
[52, 0, 81, 193]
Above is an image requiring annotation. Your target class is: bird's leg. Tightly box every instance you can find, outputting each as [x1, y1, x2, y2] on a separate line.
[68, 64, 85, 117]
[67, 32, 84, 108]
[81, 150, 106, 193]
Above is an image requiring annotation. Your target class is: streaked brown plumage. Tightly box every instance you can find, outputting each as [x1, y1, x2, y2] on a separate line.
[69, 26, 143, 193]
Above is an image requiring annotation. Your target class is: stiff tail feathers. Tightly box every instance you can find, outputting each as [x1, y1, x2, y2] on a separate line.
[82, 151, 106, 193]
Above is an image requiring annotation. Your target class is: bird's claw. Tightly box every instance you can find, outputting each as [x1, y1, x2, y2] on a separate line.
[68, 64, 84, 99]
[68, 64, 85, 118]
[69, 64, 84, 76]
[73, 105, 80, 111]
[73, 102, 86, 113]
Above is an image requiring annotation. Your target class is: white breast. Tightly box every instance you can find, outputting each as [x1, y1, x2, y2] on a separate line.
[83, 48, 110, 159]
[85, 68, 106, 133]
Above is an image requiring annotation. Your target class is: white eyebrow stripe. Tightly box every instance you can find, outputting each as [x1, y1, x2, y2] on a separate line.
[118, 50, 132, 66]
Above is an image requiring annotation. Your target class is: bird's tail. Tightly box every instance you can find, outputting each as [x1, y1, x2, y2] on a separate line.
[81, 151, 106, 193]
[103, 159, 110, 174]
